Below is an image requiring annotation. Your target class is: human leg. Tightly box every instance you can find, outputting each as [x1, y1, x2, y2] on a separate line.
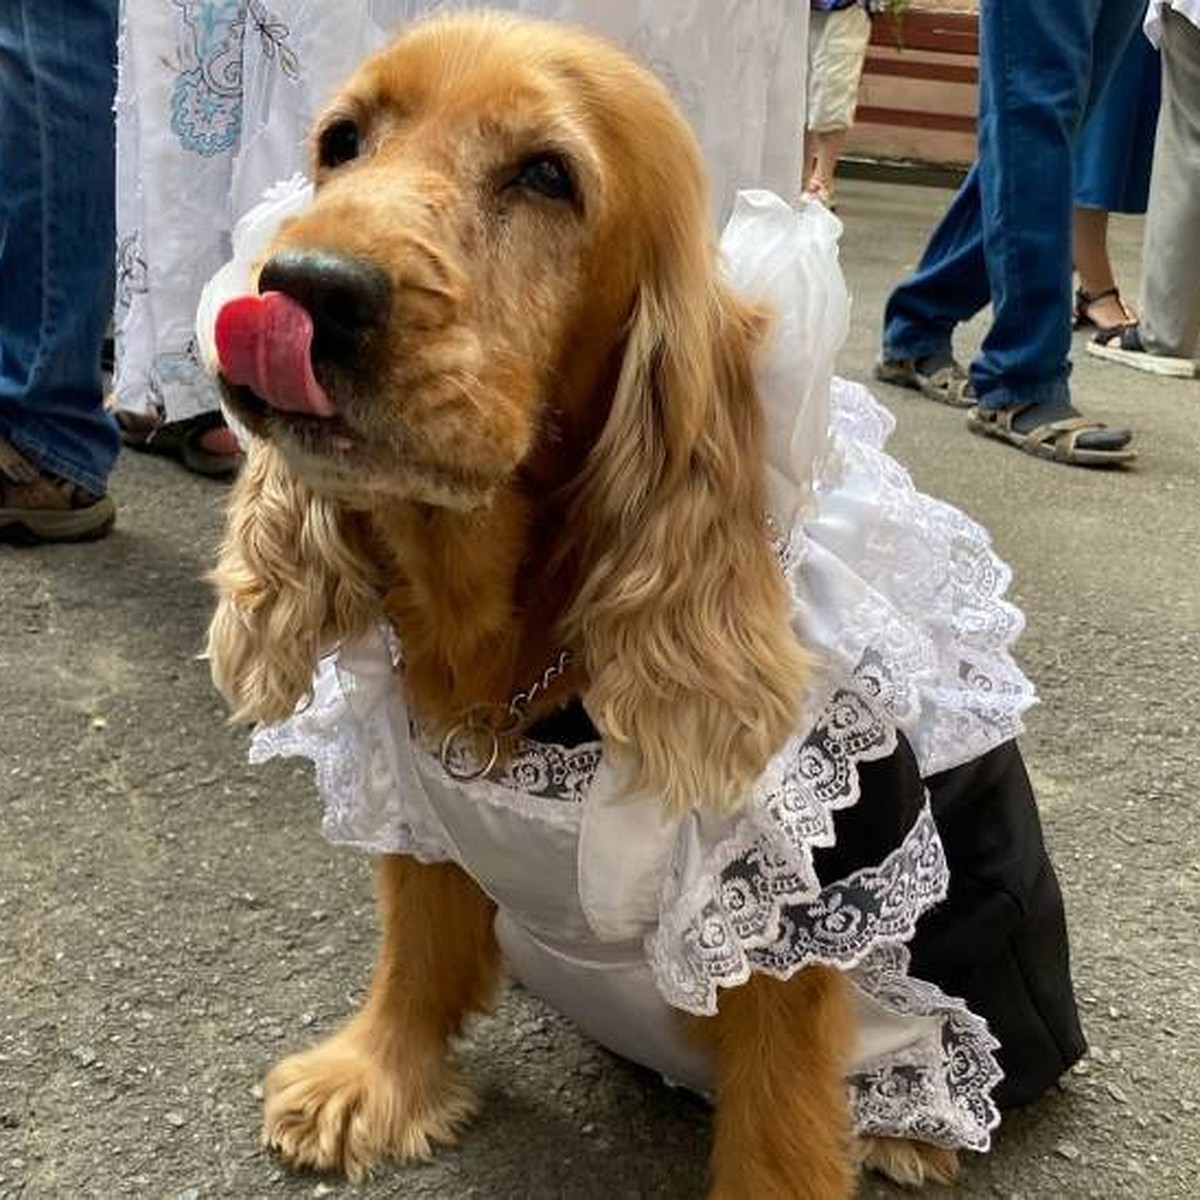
[0, 0, 120, 501]
[803, 129, 849, 210]
[803, 10, 827, 187]
[882, 0, 1143, 406]
[970, 0, 1142, 410]
[1072, 206, 1136, 330]
[960, 0, 1144, 465]
[803, 5, 870, 206]
[877, 163, 992, 407]
[1071, 24, 1160, 328]
[881, 166, 993, 366]
[1139, 8, 1200, 360]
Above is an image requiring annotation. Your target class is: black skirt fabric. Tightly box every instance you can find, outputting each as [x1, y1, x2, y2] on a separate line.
[816, 734, 1087, 1109]
[914, 741, 1088, 1108]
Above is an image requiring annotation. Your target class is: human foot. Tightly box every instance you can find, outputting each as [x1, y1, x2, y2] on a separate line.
[1087, 325, 1197, 378]
[1074, 286, 1136, 334]
[803, 174, 836, 211]
[875, 351, 975, 407]
[967, 397, 1136, 466]
[0, 435, 115, 543]
[115, 409, 242, 478]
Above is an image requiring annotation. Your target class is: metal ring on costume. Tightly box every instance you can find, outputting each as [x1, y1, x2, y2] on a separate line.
[440, 707, 502, 781]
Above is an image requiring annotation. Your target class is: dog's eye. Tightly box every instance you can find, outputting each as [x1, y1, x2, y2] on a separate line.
[512, 154, 576, 203]
[318, 119, 361, 170]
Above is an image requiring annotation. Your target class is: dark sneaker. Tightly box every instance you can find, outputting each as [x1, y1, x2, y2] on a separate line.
[0, 435, 115, 543]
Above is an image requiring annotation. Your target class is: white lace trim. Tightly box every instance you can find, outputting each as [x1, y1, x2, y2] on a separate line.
[409, 740, 594, 830]
[250, 627, 605, 853]
[496, 739, 602, 803]
[849, 945, 1003, 1152]
[752, 659, 903, 862]
[647, 657, 947, 1017]
[796, 379, 1036, 777]
[250, 644, 458, 861]
[826, 375, 896, 449]
[744, 802, 946, 975]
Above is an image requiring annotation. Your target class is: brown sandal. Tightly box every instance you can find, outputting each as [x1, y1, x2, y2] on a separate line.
[967, 404, 1136, 467]
[874, 357, 975, 408]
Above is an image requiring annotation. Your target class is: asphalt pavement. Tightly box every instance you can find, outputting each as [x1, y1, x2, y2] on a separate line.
[2, 178, 1197, 1199]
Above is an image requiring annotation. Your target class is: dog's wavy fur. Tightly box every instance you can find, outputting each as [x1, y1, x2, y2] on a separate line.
[208, 443, 380, 723]
[208, 14, 954, 1196]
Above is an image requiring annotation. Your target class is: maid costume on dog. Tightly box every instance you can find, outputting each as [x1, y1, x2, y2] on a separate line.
[207, 185, 1086, 1153]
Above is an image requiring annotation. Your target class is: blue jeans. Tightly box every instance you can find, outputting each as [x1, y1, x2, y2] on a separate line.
[0, 0, 120, 494]
[882, 0, 1147, 411]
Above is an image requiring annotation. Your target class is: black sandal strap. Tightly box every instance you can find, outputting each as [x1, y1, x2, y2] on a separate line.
[1076, 285, 1121, 307]
[1091, 324, 1144, 351]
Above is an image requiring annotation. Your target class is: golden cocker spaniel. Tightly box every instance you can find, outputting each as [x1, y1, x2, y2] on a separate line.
[207, 13, 957, 1197]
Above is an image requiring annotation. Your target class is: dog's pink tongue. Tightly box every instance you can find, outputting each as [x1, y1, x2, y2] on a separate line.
[215, 292, 336, 418]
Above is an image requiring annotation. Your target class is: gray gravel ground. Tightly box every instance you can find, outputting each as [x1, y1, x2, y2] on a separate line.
[2, 178, 1197, 1199]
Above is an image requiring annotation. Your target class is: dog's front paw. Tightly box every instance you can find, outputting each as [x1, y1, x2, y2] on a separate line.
[262, 1027, 478, 1182]
[857, 1136, 960, 1188]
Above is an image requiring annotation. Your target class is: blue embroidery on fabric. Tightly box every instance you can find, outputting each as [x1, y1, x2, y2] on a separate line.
[168, 1, 299, 155]
[169, 0, 247, 156]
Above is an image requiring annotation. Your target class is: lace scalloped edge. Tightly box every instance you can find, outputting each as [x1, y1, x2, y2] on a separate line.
[648, 794, 950, 1018]
[645, 643, 938, 1016]
[848, 944, 1004, 1152]
[808, 382, 1036, 774]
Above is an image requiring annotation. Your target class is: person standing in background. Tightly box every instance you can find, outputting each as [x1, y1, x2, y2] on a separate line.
[803, 0, 875, 210]
[1072, 21, 1161, 341]
[876, 0, 1146, 467]
[0, 0, 120, 541]
[1090, 0, 1200, 377]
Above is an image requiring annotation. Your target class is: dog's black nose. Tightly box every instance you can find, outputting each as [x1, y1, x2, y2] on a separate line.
[258, 250, 391, 361]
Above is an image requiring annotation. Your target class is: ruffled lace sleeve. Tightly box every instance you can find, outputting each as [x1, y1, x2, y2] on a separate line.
[249, 626, 456, 863]
[810, 378, 1036, 776]
[647, 653, 948, 1018]
[645, 655, 1002, 1153]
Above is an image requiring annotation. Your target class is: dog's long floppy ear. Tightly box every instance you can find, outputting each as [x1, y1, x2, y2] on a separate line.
[565, 231, 808, 816]
[206, 440, 380, 723]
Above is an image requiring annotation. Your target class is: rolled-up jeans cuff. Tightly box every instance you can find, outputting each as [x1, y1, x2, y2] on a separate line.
[7, 425, 112, 496]
[881, 335, 954, 365]
[972, 377, 1072, 414]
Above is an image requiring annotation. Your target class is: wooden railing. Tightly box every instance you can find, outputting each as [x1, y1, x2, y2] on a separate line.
[845, 10, 980, 167]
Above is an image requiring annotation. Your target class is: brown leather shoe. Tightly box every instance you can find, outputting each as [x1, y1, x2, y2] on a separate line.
[0, 435, 115, 543]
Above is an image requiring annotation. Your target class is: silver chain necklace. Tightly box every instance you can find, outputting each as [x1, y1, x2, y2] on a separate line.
[439, 649, 573, 781]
